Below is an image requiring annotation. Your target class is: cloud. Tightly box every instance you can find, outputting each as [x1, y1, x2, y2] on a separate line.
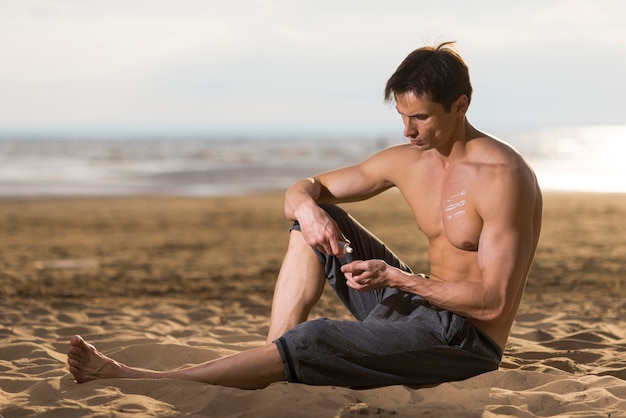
[0, 12, 233, 82]
[533, 0, 611, 26]
[0, 0, 625, 134]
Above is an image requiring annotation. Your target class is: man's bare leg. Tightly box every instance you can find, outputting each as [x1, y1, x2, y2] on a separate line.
[266, 230, 326, 343]
[68, 231, 323, 388]
[68, 335, 285, 390]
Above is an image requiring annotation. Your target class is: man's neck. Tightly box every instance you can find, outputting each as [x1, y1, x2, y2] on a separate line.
[433, 118, 475, 165]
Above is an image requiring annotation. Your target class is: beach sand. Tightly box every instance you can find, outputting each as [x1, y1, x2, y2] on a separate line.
[1, 191, 625, 417]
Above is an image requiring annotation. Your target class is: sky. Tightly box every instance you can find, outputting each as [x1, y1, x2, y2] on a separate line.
[1, 0, 625, 138]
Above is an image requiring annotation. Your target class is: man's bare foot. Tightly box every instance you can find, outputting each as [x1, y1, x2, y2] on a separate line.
[67, 335, 125, 383]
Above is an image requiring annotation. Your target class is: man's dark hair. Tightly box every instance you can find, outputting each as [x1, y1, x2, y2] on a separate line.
[384, 41, 473, 112]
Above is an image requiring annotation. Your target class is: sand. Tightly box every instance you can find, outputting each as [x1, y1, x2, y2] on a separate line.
[1, 191, 625, 417]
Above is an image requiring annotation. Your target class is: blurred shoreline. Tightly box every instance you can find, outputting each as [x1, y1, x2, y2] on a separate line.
[1, 124, 625, 197]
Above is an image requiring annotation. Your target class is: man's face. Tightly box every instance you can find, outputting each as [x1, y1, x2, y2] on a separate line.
[394, 92, 460, 150]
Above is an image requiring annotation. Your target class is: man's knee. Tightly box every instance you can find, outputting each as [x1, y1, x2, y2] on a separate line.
[285, 318, 336, 344]
[287, 227, 311, 252]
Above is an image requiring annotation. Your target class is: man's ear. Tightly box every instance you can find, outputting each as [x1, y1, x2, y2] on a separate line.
[455, 94, 469, 116]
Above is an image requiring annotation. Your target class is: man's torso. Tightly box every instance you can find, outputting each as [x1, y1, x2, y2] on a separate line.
[377, 136, 541, 347]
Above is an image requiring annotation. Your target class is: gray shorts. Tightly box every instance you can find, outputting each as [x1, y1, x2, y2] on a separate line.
[274, 204, 502, 387]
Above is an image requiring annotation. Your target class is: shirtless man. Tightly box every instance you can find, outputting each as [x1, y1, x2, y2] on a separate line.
[68, 42, 542, 389]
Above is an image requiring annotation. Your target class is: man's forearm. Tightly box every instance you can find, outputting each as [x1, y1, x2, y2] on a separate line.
[284, 177, 322, 221]
[392, 271, 504, 323]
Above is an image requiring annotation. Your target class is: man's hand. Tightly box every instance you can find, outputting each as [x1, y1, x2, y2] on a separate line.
[341, 259, 391, 291]
[296, 204, 351, 257]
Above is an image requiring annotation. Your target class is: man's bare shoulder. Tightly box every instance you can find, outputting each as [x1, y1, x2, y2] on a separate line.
[466, 134, 526, 166]
[373, 143, 417, 157]
[361, 143, 427, 172]
[466, 135, 536, 184]
[467, 135, 541, 214]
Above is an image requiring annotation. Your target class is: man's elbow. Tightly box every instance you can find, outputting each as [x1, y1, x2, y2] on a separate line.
[475, 299, 508, 324]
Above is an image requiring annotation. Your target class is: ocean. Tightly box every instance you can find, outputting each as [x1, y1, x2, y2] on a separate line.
[0, 124, 624, 197]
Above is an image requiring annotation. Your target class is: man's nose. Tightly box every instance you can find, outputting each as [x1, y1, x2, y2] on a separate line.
[403, 121, 417, 138]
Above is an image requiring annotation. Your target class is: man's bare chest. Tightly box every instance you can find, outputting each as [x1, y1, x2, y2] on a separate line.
[400, 174, 483, 252]
[439, 187, 482, 250]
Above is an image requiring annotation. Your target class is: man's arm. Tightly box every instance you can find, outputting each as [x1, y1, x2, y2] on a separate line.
[284, 148, 397, 256]
[342, 164, 540, 324]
